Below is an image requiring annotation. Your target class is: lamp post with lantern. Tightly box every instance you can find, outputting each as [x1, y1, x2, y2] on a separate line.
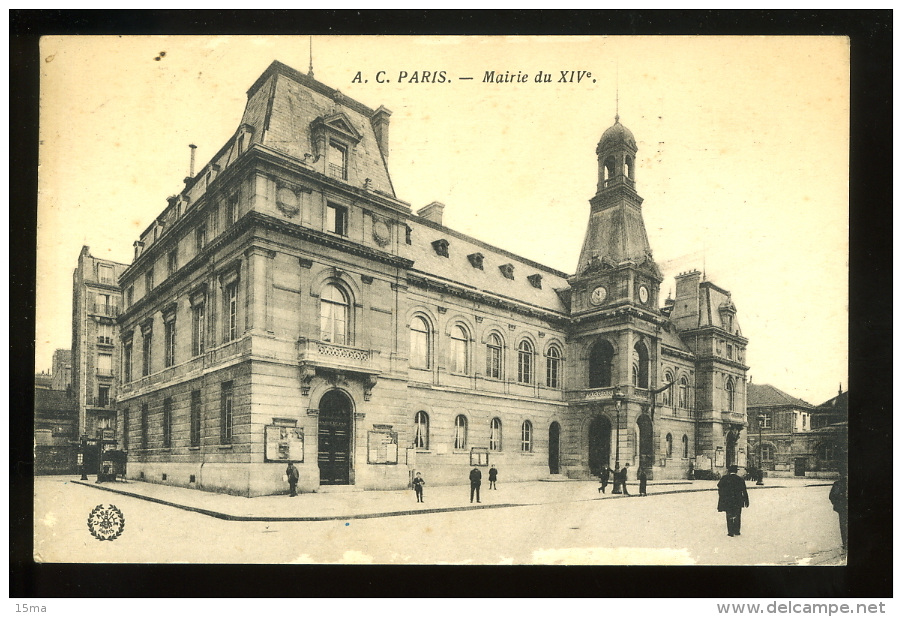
[756, 414, 765, 485]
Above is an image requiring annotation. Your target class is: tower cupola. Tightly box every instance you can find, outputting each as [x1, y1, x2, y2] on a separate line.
[596, 116, 638, 194]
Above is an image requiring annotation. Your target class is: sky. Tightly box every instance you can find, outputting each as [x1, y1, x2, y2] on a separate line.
[36, 35, 849, 405]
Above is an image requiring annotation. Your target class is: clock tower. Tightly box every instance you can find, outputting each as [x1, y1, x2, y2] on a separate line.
[563, 115, 667, 479]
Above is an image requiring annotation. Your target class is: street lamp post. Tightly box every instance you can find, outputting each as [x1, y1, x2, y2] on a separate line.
[612, 385, 624, 493]
[79, 434, 88, 480]
[757, 414, 765, 485]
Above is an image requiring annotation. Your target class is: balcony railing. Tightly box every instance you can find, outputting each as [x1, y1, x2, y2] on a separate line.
[86, 396, 112, 408]
[97, 336, 114, 345]
[297, 338, 380, 375]
[92, 303, 120, 316]
[602, 175, 636, 189]
[98, 277, 117, 286]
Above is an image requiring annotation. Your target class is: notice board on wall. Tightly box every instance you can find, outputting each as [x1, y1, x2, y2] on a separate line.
[265, 425, 304, 463]
[367, 429, 398, 464]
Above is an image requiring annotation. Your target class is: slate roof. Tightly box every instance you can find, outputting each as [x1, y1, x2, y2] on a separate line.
[747, 383, 813, 409]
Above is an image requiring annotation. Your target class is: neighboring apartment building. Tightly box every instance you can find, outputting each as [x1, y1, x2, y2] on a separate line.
[746, 381, 814, 476]
[34, 349, 78, 474]
[809, 387, 848, 473]
[115, 60, 749, 496]
[71, 246, 129, 444]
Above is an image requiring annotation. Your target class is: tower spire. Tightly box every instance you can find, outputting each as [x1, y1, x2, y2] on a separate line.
[308, 35, 314, 77]
[615, 61, 620, 123]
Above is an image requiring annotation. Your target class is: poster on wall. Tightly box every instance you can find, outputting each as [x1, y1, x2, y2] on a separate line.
[367, 430, 398, 464]
[265, 425, 304, 462]
[695, 455, 712, 471]
[738, 449, 747, 468]
[714, 448, 725, 468]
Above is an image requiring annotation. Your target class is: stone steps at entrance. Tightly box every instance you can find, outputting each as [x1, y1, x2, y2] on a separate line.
[316, 485, 361, 493]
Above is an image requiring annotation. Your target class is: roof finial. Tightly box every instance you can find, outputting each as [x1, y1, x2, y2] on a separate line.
[308, 35, 314, 77]
[615, 60, 620, 123]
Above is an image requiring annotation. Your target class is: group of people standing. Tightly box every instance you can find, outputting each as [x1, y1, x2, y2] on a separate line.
[412, 464, 499, 504]
[597, 463, 649, 496]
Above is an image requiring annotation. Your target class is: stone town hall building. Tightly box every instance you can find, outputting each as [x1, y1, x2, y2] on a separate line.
[114, 60, 749, 496]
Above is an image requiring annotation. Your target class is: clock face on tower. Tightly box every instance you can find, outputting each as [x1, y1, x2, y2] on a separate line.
[638, 285, 649, 304]
[590, 286, 607, 306]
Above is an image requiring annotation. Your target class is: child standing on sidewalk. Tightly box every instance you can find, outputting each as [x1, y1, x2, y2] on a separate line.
[412, 472, 425, 503]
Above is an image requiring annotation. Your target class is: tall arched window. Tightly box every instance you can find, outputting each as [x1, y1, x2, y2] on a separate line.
[517, 340, 534, 384]
[682, 434, 689, 458]
[588, 340, 614, 388]
[490, 417, 502, 451]
[450, 325, 469, 374]
[546, 345, 562, 389]
[762, 444, 775, 462]
[603, 156, 615, 183]
[521, 420, 533, 452]
[409, 316, 431, 369]
[625, 155, 635, 180]
[486, 333, 503, 379]
[662, 371, 675, 407]
[413, 411, 429, 449]
[320, 283, 349, 345]
[633, 341, 649, 389]
[665, 433, 673, 458]
[725, 377, 736, 412]
[679, 377, 690, 409]
[454, 415, 468, 449]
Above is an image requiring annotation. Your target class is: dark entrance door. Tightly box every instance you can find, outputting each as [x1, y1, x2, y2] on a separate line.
[637, 414, 654, 471]
[794, 457, 807, 477]
[548, 422, 561, 474]
[725, 430, 738, 468]
[588, 416, 611, 476]
[318, 390, 352, 485]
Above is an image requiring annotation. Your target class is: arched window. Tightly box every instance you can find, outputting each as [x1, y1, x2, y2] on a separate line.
[762, 444, 775, 462]
[409, 316, 431, 369]
[662, 371, 675, 408]
[486, 333, 503, 379]
[679, 377, 690, 409]
[604, 156, 616, 183]
[665, 433, 673, 458]
[546, 345, 562, 389]
[454, 415, 468, 449]
[633, 342, 649, 389]
[682, 434, 689, 458]
[320, 283, 349, 345]
[450, 325, 469, 374]
[517, 340, 534, 384]
[588, 340, 614, 388]
[521, 420, 533, 452]
[725, 377, 736, 412]
[625, 155, 634, 180]
[413, 411, 429, 449]
[490, 417, 502, 451]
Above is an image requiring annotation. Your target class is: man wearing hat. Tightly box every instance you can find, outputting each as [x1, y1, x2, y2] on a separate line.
[717, 464, 750, 537]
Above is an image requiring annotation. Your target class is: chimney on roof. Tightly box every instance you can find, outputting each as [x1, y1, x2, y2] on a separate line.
[417, 201, 445, 226]
[189, 144, 198, 178]
[371, 106, 392, 158]
[838, 383, 842, 395]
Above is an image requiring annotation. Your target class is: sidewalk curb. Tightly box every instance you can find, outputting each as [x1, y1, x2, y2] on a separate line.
[72, 481, 527, 522]
[72, 479, 791, 522]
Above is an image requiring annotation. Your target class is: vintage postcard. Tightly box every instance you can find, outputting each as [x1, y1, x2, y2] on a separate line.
[34, 35, 849, 566]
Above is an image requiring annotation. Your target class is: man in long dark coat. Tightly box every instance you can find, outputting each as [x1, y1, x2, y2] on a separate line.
[717, 464, 750, 536]
[829, 474, 848, 551]
[469, 467, 482, 503]
[598, 465, 612, 493]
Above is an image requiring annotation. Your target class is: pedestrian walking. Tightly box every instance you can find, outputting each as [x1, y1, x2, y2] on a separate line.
[412, 472, 426, 503]
[638, 467, 648, 496]
[469, 467, 482, 503]
[620, 463, 631, 495]
[829, 474, 848, 551]
[717, 464, 750, 536]
[598, 465, 611, 493]
[488, 465, 498, 490]
[286, 461, 299, 497]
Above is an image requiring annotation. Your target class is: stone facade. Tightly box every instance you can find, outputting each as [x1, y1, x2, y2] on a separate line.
[746, 382, 814, 476]
[114, 61, 749, 496]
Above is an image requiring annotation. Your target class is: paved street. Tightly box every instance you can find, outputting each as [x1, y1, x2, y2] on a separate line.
[33, 475, 845, 565]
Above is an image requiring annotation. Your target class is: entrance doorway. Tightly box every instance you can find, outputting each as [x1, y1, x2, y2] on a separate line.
[548, 422, 561, 474]
[637, 414, 654, 470]
[794, 457, 807, 477]
[726, 430, 738, 468]
[318, 389, 353, 485]
[588, 416, 611, 476]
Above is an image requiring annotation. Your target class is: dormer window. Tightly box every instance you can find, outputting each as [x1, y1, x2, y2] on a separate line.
[328, 142, 348, 180]
[431, 239, 450, 258]
[499, 263, 515, 280]
[467, 253, 484, 270]
[527, 274, 543, 289]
